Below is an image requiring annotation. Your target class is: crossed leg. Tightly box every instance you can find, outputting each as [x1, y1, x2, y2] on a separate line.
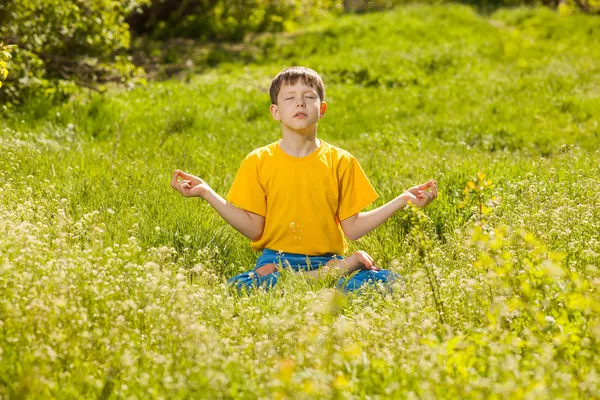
[228, 250, 399, 293]
[251, 250, 378, 277]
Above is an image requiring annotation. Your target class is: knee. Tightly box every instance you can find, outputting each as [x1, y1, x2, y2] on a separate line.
[227, 268, 280, 293]
[227, 271, 253, 291]
[255, 263, 278, 277]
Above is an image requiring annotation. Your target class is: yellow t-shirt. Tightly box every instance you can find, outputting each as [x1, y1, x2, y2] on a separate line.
[226, 140, 378, 255]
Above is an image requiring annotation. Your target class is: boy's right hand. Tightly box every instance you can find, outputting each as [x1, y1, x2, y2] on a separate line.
[171, 170, 210, 198]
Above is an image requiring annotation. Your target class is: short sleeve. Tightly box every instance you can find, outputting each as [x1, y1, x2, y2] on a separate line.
[338, 156, 378, 221]
[226, 153, 267, 217]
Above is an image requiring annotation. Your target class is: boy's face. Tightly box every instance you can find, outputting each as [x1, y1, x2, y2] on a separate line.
[270, 81, 326, 132]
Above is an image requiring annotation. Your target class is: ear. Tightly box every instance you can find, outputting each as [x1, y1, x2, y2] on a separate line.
[270, 104, 280, 121]
[319, 101, 327, 118]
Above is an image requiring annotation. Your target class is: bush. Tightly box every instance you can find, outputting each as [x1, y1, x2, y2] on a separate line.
[0, 0, 149, 108]
[0, 42, 16, 89]
[127, 0, 343, 41]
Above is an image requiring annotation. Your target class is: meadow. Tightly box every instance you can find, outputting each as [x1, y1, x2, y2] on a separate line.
[1, 4, 600, 398]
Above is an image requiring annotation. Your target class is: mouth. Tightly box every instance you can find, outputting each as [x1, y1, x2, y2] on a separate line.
[294, 112, 308, 118]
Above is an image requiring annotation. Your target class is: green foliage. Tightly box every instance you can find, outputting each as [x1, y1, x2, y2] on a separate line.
[559, 0, 600, 14]
[0, 0, 149, 108]
[128, 0, 344, 41]
[341, 0, 554, 13]
[459, 172, 499, 222]
[471, 223, 599, 363]
[0, 42, 16, 89]
[343, 0, 445, 12]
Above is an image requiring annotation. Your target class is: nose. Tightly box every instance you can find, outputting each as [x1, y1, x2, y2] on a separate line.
[296, 98, 306, 108]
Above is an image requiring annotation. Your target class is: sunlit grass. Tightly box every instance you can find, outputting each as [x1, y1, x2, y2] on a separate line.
[1, 4, 599, 398]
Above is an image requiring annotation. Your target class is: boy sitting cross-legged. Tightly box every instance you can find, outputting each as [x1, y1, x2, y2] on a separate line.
[171, 66, 438, 293]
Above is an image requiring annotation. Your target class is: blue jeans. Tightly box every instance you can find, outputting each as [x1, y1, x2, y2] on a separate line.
[228, 249, 399, 294]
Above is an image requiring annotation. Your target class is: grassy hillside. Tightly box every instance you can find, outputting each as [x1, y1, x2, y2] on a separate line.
[1, 4, 599, 398]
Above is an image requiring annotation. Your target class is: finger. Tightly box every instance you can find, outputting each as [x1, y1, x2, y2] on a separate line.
[431, 179, 437, 197]
[421, 192, 434, 204]
[180, 182, 191, 191]
[408, 187, 424, 198]
[366, 255, 380, 271]
[359, 254, 373, 269]
[171, 169, 181, 188]
[366, 254, 376, 267]
[178, 170, 195, 181]
[419, 190, 432, 199]
[414, 192, 429, 206]
[417, 181, 434, 190]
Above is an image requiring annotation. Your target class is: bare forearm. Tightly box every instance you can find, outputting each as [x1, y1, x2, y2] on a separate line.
[201, 187, 263, 240]
[344, 195, 409, 240]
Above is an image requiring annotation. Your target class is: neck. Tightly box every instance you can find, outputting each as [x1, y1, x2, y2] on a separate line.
[279, 125, 320, 157]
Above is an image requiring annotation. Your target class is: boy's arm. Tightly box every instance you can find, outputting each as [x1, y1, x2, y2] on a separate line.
[202, 187, 265, 240]
[171, 170, 265, 240]
[340, 180, 438, 241]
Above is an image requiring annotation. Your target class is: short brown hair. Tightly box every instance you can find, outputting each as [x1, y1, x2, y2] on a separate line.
[269, 66, 325, 105]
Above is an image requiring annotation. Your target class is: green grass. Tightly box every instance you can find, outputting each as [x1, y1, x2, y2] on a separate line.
[1, 4, 599, 398]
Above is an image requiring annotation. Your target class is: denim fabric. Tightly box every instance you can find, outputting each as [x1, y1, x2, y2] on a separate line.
[228, 248, 399, 294]
[227, 269, 281, 293]
[255, 248, 343, 271]
[335, 269, 400, 293]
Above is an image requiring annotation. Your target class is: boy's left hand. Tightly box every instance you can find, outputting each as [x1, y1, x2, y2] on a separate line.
[401, 179, 438, 208]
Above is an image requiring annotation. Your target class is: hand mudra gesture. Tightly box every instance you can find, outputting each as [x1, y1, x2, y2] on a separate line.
[402, 179, 438, 208]
[171, 170, 210, 198]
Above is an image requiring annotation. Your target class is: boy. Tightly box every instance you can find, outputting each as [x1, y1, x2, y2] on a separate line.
[171, 66, 437, 293]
